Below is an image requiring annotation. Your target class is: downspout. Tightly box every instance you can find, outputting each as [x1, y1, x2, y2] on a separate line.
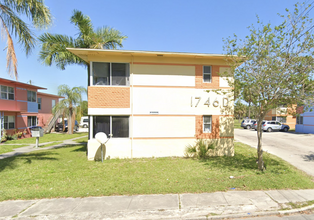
[89, 62, 93, 141]
[0, 112, 3, 141]
[131, 55, 134, 158]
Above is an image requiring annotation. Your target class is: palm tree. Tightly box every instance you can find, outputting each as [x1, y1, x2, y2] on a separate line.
[0, 0, 52, 79]
[38, 10, 127, 84]
[53, 85, 87, 134]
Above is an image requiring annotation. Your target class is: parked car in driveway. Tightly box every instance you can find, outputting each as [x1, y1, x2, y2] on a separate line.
[79, 116, 89, 128]
[253, 120, 265, 130]
[55, 120, 79, 132]
[241, 119, 256, 129]
[262, 120, 290, 132]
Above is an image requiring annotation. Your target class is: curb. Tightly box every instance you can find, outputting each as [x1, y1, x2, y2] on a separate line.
[183, 204, 314, 220]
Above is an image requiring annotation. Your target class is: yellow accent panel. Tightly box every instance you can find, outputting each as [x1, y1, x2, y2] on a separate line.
[133, 64, 195, 76]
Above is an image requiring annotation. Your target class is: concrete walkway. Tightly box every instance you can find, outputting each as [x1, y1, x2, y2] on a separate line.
[0, 135, 87, 160]
[0, 189, 314, 219]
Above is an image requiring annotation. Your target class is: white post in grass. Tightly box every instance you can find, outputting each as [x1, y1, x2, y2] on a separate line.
[95, 132, 109, 163]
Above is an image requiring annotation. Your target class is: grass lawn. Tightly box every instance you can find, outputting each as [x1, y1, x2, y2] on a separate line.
[234, 119, 242, 129]
[0, 141, 313, 201]
[2, 133, 87, 145]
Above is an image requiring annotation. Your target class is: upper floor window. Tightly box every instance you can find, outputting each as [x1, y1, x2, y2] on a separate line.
[203, 66, 212, 83]
[27, 91, 36, 102]
[38, 98, 42, 110]
[92, 62, 129, 86]
[4, 116, 15, 129]
[1, 85, 14, 100]
[52, 100, 56, 109]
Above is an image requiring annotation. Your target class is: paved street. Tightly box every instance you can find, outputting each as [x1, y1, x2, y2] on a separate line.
[235, 129, 314, 177]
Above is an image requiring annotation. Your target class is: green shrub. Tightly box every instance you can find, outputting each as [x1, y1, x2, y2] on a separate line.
[1, 129, 7, 142]
[185, 139, 215, 159]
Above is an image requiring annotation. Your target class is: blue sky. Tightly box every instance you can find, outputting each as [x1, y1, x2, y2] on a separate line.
[0, 0, 304, 101]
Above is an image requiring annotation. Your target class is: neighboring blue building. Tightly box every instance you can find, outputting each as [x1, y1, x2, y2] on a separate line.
[295, 106, 314, 134]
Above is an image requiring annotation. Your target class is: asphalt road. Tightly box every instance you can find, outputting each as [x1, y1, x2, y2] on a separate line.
[235, 129, 314, 177]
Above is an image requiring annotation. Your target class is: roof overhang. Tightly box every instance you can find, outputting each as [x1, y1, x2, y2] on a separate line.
[37, 92, 64, 99]
[66, 48, 227, 63]
[0, 78, 46, 90]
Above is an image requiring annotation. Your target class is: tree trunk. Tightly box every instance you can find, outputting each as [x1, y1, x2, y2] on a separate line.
[256, 113, 267, 171]
[68, 107, 73, 135]
[248, 102, 251, 118]
[71, 112, 76, 133]
[62, 113, 65, 132]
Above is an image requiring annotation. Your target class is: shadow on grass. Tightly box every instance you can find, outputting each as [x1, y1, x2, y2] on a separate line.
[199, 150, 288, 174]
[0, 151, 58, 173]
[72, 145, 87, 152]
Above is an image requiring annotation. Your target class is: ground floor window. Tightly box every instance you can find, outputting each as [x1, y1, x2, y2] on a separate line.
[4, 116, 15, 129]
[28, 116, 37, 127]
[296, 116, 303, 124]
[93, 116, 129, 138]
[203, 116, 212, 133]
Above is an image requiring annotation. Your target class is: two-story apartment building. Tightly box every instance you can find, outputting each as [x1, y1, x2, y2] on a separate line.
[265, 105, 296, 129]
[68, 49, 234, 160]
[0, 78, 62, 139]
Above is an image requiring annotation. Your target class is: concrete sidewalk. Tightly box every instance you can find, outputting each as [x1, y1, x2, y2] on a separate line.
[1, 189, 314, 219]
[0, 135, 87, 160]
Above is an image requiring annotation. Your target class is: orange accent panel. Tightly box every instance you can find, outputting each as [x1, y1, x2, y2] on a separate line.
[195, 115, 220, 139]
[195, 65, 220, 89]
[88, 87, 130, 108]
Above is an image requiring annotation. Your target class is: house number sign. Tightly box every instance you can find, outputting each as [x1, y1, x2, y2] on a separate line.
[191, 97, 229, 108]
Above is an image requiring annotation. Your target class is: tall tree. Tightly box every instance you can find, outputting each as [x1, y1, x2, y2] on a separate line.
[234, 101, 247, 122]
[38, 10, 127, 83]
[53, 85, 86, 134]
[223, 3, 314, 171]
[0, 0, 52, 79]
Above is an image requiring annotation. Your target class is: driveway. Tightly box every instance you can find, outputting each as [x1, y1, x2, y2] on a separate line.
[235, 129, 314, 177]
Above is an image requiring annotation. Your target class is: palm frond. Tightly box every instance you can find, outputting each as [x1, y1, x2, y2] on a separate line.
[3, 0, 52, 28]
[0, 3, 35, 55]
[0, 12, 18, 79]
[92, 26, 127, 49]
[70, 10, 93, 42]
[38, 33, 87, 69]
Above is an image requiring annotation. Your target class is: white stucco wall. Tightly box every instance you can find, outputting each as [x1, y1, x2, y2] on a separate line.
[132, 64, 195, 87]
[132, 88, 233, 116]
[132, 116, 195, 138]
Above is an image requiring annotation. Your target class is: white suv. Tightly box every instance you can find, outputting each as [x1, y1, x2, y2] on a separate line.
[241, 119, 255, 129]
[262, 121, 290, 132]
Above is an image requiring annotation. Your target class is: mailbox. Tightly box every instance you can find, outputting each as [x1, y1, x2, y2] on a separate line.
[31, 127, 44, 137]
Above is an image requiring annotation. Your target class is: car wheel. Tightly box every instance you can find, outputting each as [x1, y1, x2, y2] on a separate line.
[246, 125, 251, 129]
[83, 124, 87, 128]
[283, 127, 289, 132]
[267, 127, 272, 132]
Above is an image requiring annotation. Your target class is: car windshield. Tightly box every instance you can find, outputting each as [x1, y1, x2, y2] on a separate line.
[262, 122, 266, 125]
